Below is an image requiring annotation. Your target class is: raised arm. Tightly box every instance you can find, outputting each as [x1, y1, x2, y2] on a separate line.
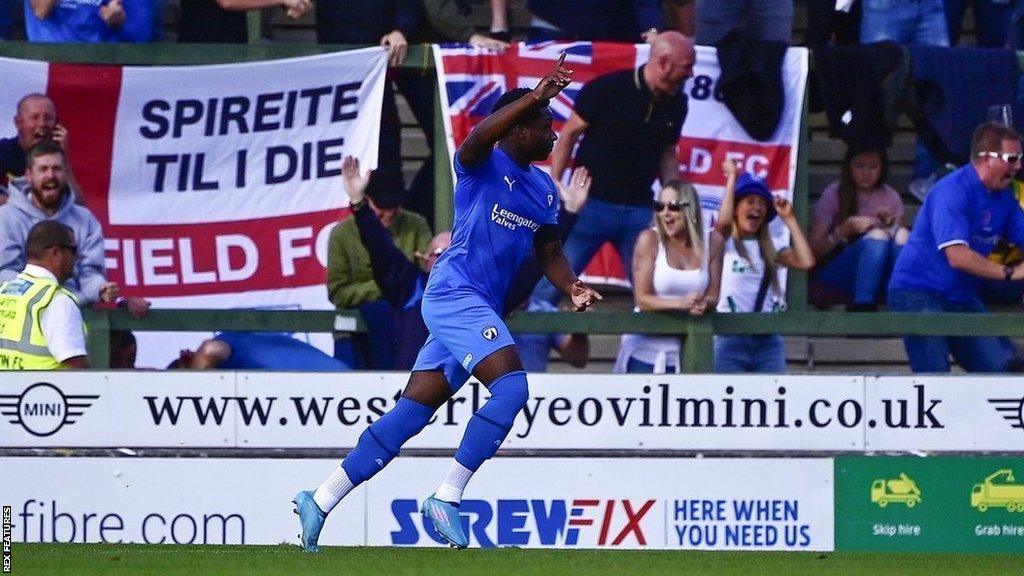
[714, 159, 738, 238]
[458, 54, 574, 168]
[775, 198, 816, 271]
[549, 112, 589, 186]
[340, 156, 423, 308]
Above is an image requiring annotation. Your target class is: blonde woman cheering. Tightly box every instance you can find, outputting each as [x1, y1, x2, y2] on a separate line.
[614, 180, 714, 374]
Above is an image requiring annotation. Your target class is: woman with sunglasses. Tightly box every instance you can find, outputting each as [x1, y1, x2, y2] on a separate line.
[614, 180, 713, 374]
[809, 142, 908, 311]
[707, 160, 814, 373]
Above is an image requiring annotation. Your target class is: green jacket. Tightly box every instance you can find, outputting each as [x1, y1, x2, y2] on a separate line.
[326, 210, 432, 309]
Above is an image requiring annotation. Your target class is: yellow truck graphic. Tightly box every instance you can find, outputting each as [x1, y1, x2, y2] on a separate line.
[971, 469, 1024, 513]
[871, 473, 922, 508]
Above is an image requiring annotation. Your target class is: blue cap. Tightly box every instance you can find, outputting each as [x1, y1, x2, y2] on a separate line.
[734, 172, 776, 223]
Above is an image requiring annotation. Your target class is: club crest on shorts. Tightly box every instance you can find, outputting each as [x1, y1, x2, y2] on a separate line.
[481, 325, 499, 341]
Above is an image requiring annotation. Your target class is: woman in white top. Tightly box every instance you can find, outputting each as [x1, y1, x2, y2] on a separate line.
[615, 180, 713, 374]
[708, 160, 815, 373]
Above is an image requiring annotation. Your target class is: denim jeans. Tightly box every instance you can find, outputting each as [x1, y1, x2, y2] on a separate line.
[945, 0, 1013, 47]
[531, 197, 653, 305]
[861, 0, 951, 44]
[625, 357, 678, 373]
[695, 0, 794, 46]
[713, 334, 787, 373]
[815, 237, 902, 305]
[887, 289, 1016, 372]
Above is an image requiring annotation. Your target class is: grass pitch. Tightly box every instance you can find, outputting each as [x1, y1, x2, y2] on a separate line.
[9, 543, 1021, 576]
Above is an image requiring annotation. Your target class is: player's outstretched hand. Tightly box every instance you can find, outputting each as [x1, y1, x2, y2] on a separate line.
[531, 52, 572, 102]
[341, 155, 371, 203]
[570, 279, 603, 312]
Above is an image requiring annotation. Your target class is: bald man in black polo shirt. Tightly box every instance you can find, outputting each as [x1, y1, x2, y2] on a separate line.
[532, 31, 695, 306]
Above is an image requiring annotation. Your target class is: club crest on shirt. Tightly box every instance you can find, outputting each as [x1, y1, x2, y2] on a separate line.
[481, 325, 498, 341]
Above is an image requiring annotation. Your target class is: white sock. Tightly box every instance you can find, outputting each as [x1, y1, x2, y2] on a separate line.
[434, 461, 474, 504]
[313, 466, 354, 514]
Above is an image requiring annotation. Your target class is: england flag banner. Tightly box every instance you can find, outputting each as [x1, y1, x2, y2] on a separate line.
[434, 42, 809, 284]
[0, 49, 388, 366]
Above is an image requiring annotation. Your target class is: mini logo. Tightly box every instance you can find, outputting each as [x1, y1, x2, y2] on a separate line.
[503, 175, 516, 192]
[547, 194, 554, 206]
[375, 458, 384, 468]
[481, 326, 498, 341]
[462, 353, 473, 369]
[0, 382, 98, 437]
[988, 397, 1024, 430]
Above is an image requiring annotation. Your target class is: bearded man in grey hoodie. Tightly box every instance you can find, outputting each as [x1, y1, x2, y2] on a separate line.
[0, 141, 149, 317]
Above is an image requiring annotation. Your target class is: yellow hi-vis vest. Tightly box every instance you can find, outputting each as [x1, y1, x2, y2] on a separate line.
[0, 272, 80, 370]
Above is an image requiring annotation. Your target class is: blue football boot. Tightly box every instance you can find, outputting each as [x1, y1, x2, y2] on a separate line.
[421, 494, 469, 549]
[292, 490, 326, 553]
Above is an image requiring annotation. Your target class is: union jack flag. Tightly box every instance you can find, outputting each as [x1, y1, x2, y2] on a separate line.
[435, 41, 644, 166]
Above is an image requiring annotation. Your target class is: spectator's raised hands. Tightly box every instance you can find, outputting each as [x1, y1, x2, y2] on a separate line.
[99, 0, 126, 29]
[380, 30, 408, 67]
[52, 123, 69, 152]
[531, 52, 573, 102]
[341, 155, 371, 203]
[559, 166, 591, 214]
[283, 0, 312, 19]
[774, 196, 795, 221]
[722, 158, 740, 180]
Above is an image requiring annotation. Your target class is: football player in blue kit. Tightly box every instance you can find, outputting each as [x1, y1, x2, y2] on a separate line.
[293, 55, 603, 551]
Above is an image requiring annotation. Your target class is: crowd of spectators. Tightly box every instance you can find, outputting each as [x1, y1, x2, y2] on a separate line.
[3, 1, 1024, 374]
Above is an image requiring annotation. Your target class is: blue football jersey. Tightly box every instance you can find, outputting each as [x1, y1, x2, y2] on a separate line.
[425, 147, 559, 312]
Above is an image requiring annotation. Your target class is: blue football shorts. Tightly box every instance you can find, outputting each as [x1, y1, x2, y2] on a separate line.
[412, 290, 517, 392]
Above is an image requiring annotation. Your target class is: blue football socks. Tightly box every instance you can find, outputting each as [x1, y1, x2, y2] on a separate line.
[341, 396, 434, 485]
[453, 370, 528, 471]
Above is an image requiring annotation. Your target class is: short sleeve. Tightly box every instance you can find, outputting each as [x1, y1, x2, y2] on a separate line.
[931, 185, 971, 250]
[573, 79, 603, 124]
[812, 182, 841, 231]
[39, 292, 87, 363]
[545, 179, 559, 226]
[883, 184, 905, 223]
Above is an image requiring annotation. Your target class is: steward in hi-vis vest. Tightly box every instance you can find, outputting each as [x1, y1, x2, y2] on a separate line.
[0, 218, 88, 370]
[0, 271, 80, 369]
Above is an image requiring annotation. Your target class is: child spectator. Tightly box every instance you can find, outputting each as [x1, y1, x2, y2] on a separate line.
[809, 142, 909, 310]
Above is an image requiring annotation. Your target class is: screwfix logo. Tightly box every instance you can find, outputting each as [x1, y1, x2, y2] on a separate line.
[391, 498, 656, 548]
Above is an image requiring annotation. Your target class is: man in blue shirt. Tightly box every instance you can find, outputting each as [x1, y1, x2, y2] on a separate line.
[888, 122, 1024, 372]
[292, 57, 602, 551]
[25, 0, 153, 42]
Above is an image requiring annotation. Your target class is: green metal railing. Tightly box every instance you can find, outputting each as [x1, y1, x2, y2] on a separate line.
[84, 307, 1024, 371]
